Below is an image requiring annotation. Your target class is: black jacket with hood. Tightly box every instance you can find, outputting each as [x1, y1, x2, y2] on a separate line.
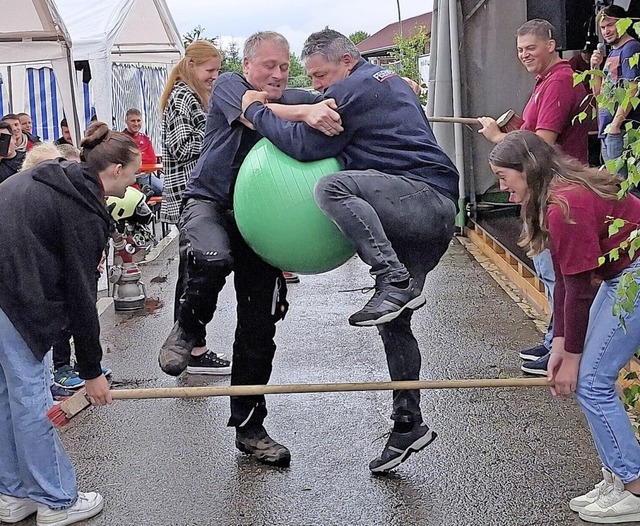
[0, 159, 112, 379]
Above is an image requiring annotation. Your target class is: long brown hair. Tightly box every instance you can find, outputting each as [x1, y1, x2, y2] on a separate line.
[81, 121, 139, 172]
[160, 40, 221, 112]
[489, 130, 622, 256]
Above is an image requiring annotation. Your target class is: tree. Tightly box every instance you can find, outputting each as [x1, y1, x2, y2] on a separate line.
[289, 52, 305, 77]
[183, 25, 218, 48]
[349, 31, 370, 45]
[390, 24, 429, 86]
[221, 41, 242, 74]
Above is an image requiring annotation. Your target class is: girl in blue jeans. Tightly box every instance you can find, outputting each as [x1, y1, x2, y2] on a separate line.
[489, 130, 640, 524]
[0, 122, 140, 525]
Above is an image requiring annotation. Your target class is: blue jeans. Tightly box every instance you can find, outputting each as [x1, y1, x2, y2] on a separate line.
[602, 133, 627, 178]
[532, 249, 555, 350]
[575, 257, 640, 483]
[0, 307, 77, 509]
[315, 170, 457, 423]
[137, 173, 163, 196]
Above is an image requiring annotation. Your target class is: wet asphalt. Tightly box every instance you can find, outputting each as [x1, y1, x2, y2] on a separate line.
[37, 237, 609, 525]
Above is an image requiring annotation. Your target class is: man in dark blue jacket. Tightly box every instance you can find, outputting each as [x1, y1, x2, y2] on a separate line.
[242, 28, 459, 473]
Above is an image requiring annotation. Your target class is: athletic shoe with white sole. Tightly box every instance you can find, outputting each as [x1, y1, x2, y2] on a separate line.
[0, 494, 38, 523]
[349, 277, 426, 327]
[518, 343, 549, 361]
[36, 492, 104, 526]
[570, 467, 614, 512]
[578, 474, 640, 523]
[369, 421, 437, 473]
[186, 350, 231, 375]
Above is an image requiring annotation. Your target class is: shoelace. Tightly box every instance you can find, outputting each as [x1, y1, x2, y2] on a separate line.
[372, 430, 392, 445]
[338, 285, 375, 294]
[595, 485, 624, 508]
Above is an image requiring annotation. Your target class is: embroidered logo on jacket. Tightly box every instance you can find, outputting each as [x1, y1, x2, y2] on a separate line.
[373, 70, 397, 82]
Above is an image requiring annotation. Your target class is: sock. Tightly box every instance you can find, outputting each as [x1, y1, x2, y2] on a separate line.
[390, 279, 410, 289]
[393, 422, 414, 433]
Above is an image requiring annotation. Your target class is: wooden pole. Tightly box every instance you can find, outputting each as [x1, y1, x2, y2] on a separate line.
[109, 378, 550, 400]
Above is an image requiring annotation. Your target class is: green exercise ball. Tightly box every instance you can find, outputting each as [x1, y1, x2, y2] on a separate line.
[234, 138, 355, 274]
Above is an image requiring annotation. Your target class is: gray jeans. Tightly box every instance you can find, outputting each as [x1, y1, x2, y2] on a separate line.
[315, 170, 457, 423]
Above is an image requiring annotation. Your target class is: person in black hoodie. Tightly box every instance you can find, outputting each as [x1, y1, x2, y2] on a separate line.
[241, 28, 459, 474]
[0, 121, 140, 525]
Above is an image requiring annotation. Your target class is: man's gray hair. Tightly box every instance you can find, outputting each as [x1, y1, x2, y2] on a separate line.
[244, 31, 290, 60]
[516, 19, 556, 42]
[301, 28, 361, 64]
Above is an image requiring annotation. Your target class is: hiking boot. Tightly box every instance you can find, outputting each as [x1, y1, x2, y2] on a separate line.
[186, 350, 231, 375]
[578, 473, 640, 523]
[520, 352, 550, 376]
[369, 421, 437, 474]
[349, 277, 426, 326]
[518, 343, 549, 361]
[53, 365, 84, 390]
[0, 494, 37, 523]
[36, 492, 104, 526]
[570, 468, 614, 512]
[159, 321, 197, 376]
[283, 271, 300, 284]
[235, 425, 291, 467]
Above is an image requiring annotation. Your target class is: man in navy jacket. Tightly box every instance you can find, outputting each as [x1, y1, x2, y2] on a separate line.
[242, 28, 459, 474]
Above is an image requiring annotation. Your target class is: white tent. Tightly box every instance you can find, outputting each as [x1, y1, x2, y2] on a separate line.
[0, 0, 183, 143]
[0, 0, 83, 142]
[55, 0, 184, 128]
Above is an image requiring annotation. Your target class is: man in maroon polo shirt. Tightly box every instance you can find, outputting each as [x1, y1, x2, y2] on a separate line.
[478, 19, 590, 377]
[478, 18, 589, 162]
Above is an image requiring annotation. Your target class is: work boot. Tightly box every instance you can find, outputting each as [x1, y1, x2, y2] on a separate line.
[158, 321, 196, 376]
[235, 425, 291, 467]
[349, 277, 425, 327]
[369, 421, 437, 474]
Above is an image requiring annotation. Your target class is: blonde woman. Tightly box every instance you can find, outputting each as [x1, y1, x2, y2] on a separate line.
[159, 40, 221, 225]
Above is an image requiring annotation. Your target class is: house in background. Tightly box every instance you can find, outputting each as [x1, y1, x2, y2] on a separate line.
[356, 12, 432, 68]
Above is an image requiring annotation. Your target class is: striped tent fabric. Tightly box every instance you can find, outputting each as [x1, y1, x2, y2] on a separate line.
[24, 67, 93, 141]
[111, 64, 168, 150]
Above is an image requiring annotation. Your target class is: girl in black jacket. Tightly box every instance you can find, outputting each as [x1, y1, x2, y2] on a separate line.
[0, 122, 140, 525]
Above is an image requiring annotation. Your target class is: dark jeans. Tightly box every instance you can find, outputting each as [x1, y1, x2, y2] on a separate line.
[52, 331, 72, 370]
[175, 198, 288, 428]
[315, 170, 456, 423]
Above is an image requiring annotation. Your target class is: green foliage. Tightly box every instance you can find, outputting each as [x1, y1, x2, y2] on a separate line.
[183, 26, 218, 48]
[289, 53, 305, 78]
[349, 31, 370, 45]
[221, 41, 242, 74]
[390, 24, 429, 104]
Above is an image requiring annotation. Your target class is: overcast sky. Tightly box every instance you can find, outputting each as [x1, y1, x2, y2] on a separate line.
[164, 0, 434, 56]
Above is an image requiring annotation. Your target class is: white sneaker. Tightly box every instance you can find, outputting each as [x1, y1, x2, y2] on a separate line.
[579, 474, 640, 523]
[36, 492, 104, 526]
[570, 467, 615, 511]
[0, 494, 38, 523]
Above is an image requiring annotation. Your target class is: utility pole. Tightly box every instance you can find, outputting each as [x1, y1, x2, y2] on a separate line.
[396, 0, 403, 36]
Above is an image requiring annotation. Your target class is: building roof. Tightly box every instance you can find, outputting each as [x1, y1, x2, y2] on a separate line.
[356, 12, 432, 55]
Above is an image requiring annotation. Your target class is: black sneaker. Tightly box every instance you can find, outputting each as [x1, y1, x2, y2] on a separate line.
[369, 421, 437, 474]
[159, 321, 197, 376]
[521, 352, 550, 376]
[186, 350, 231, 375]
[518, 343, 549, 361]
[235, 425, 291, 467]
[349, 277, 426, 326]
